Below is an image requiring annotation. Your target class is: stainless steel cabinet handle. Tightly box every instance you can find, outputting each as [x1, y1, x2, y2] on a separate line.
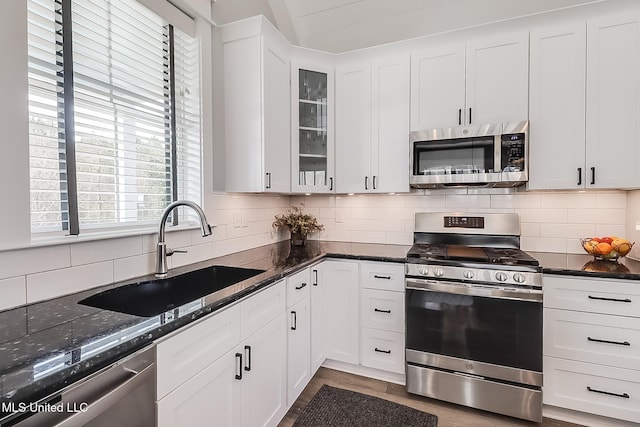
[291, 311, 297, 330]
[54, 363, 155, 427]
[374, 308, 391, 314]
[468, 107, 472, 124]
[372, 175, 377, 190]
[266, 172, 272, 189]
[374, 348, 391, 354]
[374, 274, 391, 279]
[312, 269, 318, 286]
[329, 177, 333, 191]
[458, 108, 462, 125]
[590, 167, 595, 185]
[365, 176, 368, 190]
[295, 282, 307, 290]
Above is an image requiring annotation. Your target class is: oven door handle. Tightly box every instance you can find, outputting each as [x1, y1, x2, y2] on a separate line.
[405, 278, 542, 302]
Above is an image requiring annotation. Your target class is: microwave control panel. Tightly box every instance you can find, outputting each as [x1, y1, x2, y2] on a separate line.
[501, 133, 525, 172]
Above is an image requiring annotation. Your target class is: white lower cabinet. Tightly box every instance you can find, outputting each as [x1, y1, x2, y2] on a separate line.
[360, 328, 405, 374]
[543, 357, 640, 423]
[157, 344, 241, 427]
[359, 262, 405, 374]
[156, 280, 286, 427]
[239, 312, 288, 427]
[286, 268, 311, 406]
[543, 275, 640, 424]
[314, 260, 360, 365]
[287, 295, 311, 406]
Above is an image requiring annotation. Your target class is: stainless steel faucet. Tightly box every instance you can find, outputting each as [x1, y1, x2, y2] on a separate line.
[156, 200, 212, 277]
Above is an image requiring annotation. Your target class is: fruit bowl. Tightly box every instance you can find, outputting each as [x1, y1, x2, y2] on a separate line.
[581, 237, 634, 261]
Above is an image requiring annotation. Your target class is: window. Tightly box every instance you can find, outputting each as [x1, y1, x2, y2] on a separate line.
[27, 0, 201, 235]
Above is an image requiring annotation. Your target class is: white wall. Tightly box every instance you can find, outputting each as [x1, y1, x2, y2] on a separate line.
[292, 190, 628, 254]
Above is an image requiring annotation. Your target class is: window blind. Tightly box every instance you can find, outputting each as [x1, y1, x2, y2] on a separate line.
[27, 0, 201, 234]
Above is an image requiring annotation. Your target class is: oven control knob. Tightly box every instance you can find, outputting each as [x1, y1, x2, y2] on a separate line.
[433, 268, 444, 277]
[419, 266, 429, 275]
[513, 273, 526, 283]
[495, 272, 508, 282]
[463, 270, 474, 279]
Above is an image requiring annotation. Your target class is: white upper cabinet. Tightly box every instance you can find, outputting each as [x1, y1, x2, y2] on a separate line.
[291, 62, 335, 193]
[529, 14, 640, 190]
[335, 61, 371, 194]
[221, 17, 291, 193]
[411, 44, 466, 130]
[529, 23, 587, 190]
[370, 55, 411, 193]
[586, 13, 640, 189]
[465, 32, 529, 125]
[411, 32, 529, 130]
[335, 54, 410, 193]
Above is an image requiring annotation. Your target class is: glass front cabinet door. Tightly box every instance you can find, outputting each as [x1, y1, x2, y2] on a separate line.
[291, 63, 335, 193]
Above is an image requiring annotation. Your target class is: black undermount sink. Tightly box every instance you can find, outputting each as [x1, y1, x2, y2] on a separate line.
[79, 265, 265, 317]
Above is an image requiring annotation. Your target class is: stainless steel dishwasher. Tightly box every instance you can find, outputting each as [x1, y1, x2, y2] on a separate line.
[5, 345, 155, 427]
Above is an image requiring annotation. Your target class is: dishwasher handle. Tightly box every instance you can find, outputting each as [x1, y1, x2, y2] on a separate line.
[53, 362, 155, 427]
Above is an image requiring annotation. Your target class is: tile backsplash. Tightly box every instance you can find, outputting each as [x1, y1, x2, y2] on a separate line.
[0, 193, 290, 308]
[292, 190, 628, 255]
[0, 189, 633, 309]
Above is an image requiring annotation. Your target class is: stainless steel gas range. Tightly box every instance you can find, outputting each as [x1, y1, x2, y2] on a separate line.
[404, 212, 543, 422]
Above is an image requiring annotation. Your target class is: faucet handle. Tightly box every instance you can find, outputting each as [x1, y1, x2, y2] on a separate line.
[166, 248, 188, 257]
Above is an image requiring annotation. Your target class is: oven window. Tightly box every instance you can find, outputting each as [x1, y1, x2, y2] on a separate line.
[413, 136, 495, 175]
[405, 289, 542, 372]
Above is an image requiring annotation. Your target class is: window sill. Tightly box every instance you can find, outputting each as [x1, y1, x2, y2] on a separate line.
[1, 223, 207, 253]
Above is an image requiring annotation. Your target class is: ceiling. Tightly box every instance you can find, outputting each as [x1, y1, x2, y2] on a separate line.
[211, 0, 605, 53]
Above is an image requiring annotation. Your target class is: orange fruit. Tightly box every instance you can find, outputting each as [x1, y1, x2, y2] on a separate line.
[593, 242, 613, 256]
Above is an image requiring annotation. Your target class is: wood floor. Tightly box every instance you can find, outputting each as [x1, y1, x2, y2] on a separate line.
[279, 368, 584, 427]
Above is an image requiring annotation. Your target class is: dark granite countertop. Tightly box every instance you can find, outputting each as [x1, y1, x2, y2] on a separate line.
[2, 239, 638, 422]
[0, 240, 408, 422]
[531, 251, 640, 280]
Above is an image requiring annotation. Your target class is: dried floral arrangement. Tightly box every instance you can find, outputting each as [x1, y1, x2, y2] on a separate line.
[272, 204, 324, 236]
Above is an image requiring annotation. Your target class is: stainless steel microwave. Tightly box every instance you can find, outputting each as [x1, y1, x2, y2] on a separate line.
[410, 121, 529, 188]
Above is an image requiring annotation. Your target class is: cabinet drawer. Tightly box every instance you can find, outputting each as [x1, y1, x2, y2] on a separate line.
[156, 304, 241, 400]
[543, 356, 640, 423]
[241, 280, 286, 340]
[544, 275, 640, 317]
[360, 289, 404, 333]
[286, 268, 310, 307]
[544, 308, 640, 369]
[359, 262, 404, 291]
[360, 328, 405, 374]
